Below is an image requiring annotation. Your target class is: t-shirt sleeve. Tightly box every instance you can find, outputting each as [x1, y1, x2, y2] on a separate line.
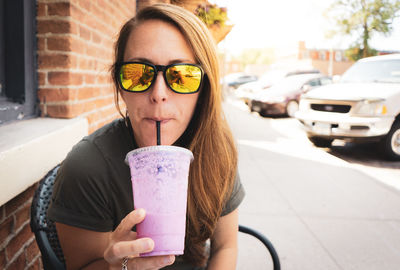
[221, 172, 245, 216]
[48, 139, 114, 232]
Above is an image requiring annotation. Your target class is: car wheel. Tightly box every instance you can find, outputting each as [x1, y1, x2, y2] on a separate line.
[249, 102, 255, 112]
[380, 120, 400, 160]
[286, 100, 299, 117]
[308, 136, 333, 148]
[259, 110, 268, 117]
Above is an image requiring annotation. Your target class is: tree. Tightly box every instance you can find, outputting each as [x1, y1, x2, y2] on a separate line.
[325, 0, 400, 61]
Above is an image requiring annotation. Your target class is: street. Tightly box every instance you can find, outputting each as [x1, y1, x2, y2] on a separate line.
[223, 95, 400, 270]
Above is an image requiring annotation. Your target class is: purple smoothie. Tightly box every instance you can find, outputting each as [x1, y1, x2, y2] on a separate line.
[125, 145, 193, 256]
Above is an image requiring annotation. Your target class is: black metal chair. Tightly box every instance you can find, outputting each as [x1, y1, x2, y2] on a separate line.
[30, 166, 281, 270]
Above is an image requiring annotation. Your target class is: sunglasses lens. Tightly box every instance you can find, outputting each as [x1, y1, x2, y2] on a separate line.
[166, 65, 202, 93]
[119, 63, 154, 91]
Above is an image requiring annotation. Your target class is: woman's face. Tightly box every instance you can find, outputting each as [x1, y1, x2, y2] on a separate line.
[122, 20, 200, 147]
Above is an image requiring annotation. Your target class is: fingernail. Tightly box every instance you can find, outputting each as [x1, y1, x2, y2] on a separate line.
[143, 239, 154, 251]
[163, 255, 174, 265]
[137, 208, 145, 217]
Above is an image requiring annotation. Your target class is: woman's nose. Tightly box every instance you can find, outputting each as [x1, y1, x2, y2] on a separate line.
[149, 71, 169, 103]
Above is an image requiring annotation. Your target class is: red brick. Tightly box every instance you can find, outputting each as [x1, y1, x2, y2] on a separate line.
[25, 240, 40, 264]
[37, 37, 45, 51]
[0, 249, 5, 269]
[70, 37, 86, 54]
[14, 205, 30, 232]
[80, 13, 100, 30]
[84, 74, 96, 84]
[85, 46, 102, 58]
[6, 225, 33, 260]
[78, 0, 91, 12]
[95, 96, 114, 109]
[28, 259, 41, 270]
[38, 72, 46, 86]
[37, 19, 70, 34]
[48, 72, 69, 85]
[101, 38, 113, 48]
[87, 111, 101, 125]
[27, 259, 40, 270]
[77, 87, 102, 100]
[87, 59, 97, 70]
[69, 20, 79, 35]
[83, 100, 98, 112]
[97, 74, 112, 84]
[47, 36, 71, 51]
[100, 106, 119, 120]
[6, 252, 26, 270]
[70, 3, 86, 20]
[38, 88, 73, 102]
[38, 54, 70, 69]
[48, 72, 83, 86]
[37, 2, 46, 17]
[78, 58, 88, 70]
[79, 25, 91, 41]
[46, 103, 84, 118]
[100, 86, 114, 96]
[5, 186, 35, 216]
[47, 2, 70, 16]
[92, 32, 102, 43]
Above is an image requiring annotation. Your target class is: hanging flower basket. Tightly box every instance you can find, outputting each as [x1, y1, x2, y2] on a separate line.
[209, 24, 233, 43]
[194, 3, 233, 43]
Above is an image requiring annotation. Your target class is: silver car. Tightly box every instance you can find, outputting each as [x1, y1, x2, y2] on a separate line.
[295, 54, 400, 160]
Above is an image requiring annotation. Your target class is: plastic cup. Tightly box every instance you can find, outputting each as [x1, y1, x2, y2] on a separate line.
[125, 145, 194, 256]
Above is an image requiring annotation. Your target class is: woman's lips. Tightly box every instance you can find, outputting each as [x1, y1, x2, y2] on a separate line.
[144, 118, 171, 124]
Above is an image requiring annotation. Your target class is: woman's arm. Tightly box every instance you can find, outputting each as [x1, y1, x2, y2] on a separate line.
[56, 209, 175, 270]
[207, 208, 239, 270]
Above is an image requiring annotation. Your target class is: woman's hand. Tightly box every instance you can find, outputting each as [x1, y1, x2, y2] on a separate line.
[104, 208, 175, 270]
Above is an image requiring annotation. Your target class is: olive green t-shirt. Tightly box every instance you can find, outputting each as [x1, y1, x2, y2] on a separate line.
[48, 118, 245, 268]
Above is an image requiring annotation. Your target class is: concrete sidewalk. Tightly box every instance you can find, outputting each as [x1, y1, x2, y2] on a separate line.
[225, 101, 400, 270]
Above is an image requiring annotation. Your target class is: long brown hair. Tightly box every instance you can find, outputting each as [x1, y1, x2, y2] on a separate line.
[111, 4, 237, 266]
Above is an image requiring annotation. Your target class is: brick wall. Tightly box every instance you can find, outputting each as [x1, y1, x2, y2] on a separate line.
[0, 1, 136, 269]
[37, 0, 136, 133]
[0, 183, 40, 269]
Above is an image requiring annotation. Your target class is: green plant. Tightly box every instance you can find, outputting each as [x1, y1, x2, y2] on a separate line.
[195, 3, 228, 27]
[325, 0, 400, 59]
[345, 46, 378, 62]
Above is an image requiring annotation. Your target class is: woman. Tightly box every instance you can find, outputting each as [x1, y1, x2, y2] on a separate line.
[48, 4, 244, 270]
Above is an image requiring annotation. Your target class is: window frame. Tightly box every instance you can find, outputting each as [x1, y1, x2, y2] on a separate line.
[0, 0, 38, 125]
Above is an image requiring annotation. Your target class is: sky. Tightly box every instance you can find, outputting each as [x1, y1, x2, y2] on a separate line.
[211, 0, 400, 56]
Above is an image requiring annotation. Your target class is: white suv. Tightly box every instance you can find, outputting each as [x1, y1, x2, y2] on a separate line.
[295, 54, 400, 160]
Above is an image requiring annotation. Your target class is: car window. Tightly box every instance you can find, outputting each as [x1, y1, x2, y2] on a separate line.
[269, 75, 319, 93]
[341, 59, 400, 83]
[320, 77, 332, 85]
[308, 79, 320, 87]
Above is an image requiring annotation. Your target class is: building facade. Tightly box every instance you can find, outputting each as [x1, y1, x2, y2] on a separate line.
[297, 41, 354, 76]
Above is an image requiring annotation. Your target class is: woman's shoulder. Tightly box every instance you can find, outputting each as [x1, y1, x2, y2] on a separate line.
[85, 118, 127, 145]
[60, 118, 129, 178]
[221, 172, 245, 216]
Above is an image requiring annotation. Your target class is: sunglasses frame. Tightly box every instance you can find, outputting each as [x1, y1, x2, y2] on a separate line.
[116, 61, 204, 94]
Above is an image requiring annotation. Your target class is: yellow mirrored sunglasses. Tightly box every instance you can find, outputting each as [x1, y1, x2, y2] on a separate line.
[117, 62, 204, 94]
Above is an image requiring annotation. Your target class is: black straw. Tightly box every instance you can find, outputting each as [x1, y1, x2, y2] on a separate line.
[156, 121, 161, 145]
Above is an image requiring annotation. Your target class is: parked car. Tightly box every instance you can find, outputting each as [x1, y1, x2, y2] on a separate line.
[295, 54, 400, 160]
[236, 68, 322, 106]
[235, 71, 284, 105]
[222, 73, 258, 89]
[249, 73, 332, 117]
